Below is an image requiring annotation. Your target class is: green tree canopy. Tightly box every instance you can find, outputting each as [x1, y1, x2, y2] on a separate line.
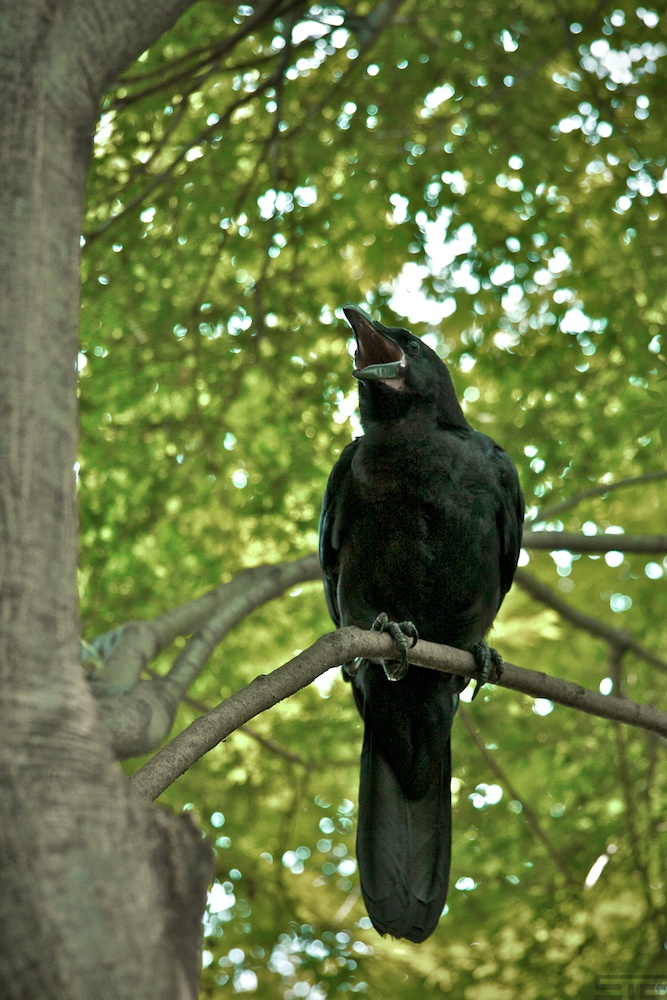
[78, 1, 666, 995]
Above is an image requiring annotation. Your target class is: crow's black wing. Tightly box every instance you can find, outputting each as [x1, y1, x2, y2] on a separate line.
[318, 438, 360, 628]
[491, 442, 525, 601]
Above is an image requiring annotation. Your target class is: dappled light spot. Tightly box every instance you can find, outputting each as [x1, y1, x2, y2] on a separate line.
[604, 551, 624, 567]
[234, 969, 258, 992]
[455, 877, 477, 891]
[470, 783, 503, 809]
[207, 882, 235, 915]
[610, 593, 632, 613]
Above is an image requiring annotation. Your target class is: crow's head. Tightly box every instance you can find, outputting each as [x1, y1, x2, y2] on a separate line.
[342, 304, 468, 429]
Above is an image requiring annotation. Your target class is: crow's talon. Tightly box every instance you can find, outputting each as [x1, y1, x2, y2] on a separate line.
[371, 612, 389, 633]
[470, 641, 503, 700]
[371, 613, 419, 682]
[342, 658, 361, 680]
[400, 621, 419, 649]
[383, 659, 408, 682]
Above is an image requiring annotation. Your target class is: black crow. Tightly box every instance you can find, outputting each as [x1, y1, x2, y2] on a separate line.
[319, 305, 524, 942]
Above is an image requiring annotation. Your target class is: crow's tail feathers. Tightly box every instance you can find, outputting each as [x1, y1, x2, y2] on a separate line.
[356, 727, 452, 944]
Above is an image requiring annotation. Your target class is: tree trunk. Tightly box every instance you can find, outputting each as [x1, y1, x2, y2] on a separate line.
[0, 1, 212, 996]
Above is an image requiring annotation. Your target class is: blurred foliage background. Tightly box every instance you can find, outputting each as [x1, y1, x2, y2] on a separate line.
[79, 0, 666, 995]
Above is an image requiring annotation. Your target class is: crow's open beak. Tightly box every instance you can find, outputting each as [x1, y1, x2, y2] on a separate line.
[343, 305, 407, 381]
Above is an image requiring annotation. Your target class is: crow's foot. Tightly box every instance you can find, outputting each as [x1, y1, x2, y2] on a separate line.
[372, 613, 419, 682]
[470, 641, 503, 700]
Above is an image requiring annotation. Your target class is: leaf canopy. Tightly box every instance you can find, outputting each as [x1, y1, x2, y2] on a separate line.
[80, 1, 667, 994]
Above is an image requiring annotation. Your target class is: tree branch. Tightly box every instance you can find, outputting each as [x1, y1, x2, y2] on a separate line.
[528, 470, 667, 525]
[85, 79, 279, 243]
[513, 569, 667, 673]
[69, 0, 292, 98]
[522, 531, 667, 554]
[94, 549, 666, 759]
[128, 627, 667, 802]
[282, 0, 408, 144]
[91, 554, 320, 695]
[343, 0, 407, 52]
[62, 0, 199, 99]
[458, 707, 577, 884]
[177, 683, 314, 767]
[93, 555, 320, 757]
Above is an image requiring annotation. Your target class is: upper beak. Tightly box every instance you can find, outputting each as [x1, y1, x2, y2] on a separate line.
[342, 305, 406, 381]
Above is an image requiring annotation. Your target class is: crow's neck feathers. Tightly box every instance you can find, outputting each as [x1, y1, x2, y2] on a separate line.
[359, 367, 469, 433]
[342, 305, 470, 433]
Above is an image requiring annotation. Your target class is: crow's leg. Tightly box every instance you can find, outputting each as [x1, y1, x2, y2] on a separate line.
[371, 612, 419, 682]
[470, 641, 504, 700]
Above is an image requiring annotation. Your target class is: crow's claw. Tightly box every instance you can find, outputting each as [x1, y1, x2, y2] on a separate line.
[470, 641, 503, 700]
[372, 613, 419, 682]
[342, 658, 361, 681]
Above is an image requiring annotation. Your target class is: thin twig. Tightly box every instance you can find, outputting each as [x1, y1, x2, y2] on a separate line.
[529, 471, 667, 525]
[514, 570, 667, 673]
[458, 707, 576, 884]
[85, 81, 276, 243]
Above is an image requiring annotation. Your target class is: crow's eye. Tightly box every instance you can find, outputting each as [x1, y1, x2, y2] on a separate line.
[406, 340, 421, 356]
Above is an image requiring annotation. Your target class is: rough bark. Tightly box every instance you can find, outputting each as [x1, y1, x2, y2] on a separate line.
[0, 2, 213, 997]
